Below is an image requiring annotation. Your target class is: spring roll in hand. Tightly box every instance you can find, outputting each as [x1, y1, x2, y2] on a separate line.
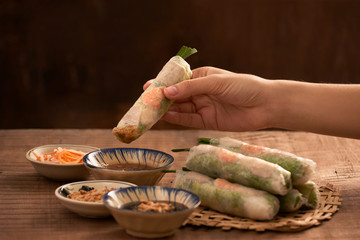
[173, 170, 280, 221]
[113, 46, 196, 143]
[185, 144, 292, 195]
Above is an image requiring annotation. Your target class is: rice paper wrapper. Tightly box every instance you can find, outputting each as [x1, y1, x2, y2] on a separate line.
[113, 56, 192, 143]
[208, 137, 317, 186]
[296, 180, 320, 209]
[183, 183, 341, 232]
[277, 189, 304, 212]
[186, 144, 292, 195]
[173, 170, 280, 221]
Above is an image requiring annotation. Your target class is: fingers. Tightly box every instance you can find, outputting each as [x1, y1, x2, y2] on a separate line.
[144, 67, 230, 93]
[161, 111, 205, 129]
[192, 66, 232, 78]
[143, 80, 154, 91]
[164, 76, 223, 101]
[168, 102, 197, 113]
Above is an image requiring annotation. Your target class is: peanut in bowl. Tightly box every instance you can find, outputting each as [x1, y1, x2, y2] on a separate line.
[55, 180, 136, 218]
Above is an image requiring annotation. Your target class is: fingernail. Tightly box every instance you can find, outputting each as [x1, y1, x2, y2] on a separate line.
[165, 86, 178, 96]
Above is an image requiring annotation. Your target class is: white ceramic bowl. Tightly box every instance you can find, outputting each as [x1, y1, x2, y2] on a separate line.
[103, 186, 201, 238]
[83, 148, 174, 186]
[55, 180, 136, 218]
[26, 144, 98, 181]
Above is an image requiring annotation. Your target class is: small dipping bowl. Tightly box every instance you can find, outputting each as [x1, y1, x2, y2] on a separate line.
[55, 180, 136, 218]
[103, 186, 201, 238]
[26, 144, 98, 181]
[83, 148, 174, 186]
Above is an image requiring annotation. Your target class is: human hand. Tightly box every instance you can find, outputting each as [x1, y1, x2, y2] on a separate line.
[144, 66, 273, 131]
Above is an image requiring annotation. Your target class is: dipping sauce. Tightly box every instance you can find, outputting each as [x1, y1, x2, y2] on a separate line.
[105, 163, 155, 170]
[122, 200, 188, 213]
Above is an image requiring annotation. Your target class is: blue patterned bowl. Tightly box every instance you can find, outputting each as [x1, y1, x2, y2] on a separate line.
[83, 148, 174, 186]
[103, 186, 201, 238]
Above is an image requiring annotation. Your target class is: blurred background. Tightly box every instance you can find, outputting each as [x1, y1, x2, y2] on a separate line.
[1, 0, 359, 129]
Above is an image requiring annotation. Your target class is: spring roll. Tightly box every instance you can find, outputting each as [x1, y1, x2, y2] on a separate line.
[113, 48, 195, 143]
[296, 181, 320, 209]
[185, 144, 292, 195]
[201, 137, 316, 186]
[173, 170, 280, 220]
[277, 189, 304, 212]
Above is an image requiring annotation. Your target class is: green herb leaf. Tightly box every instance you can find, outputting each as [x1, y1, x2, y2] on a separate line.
[198, 138, 211, 144]
[176, 46, 197, 60]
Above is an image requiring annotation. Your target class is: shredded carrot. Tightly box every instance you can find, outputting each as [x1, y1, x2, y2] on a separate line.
[32, 147, 85, 164]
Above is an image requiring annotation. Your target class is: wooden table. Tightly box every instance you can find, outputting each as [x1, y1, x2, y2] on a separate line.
[1, 129, 359, 239]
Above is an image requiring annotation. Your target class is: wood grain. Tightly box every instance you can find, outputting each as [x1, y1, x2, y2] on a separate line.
[0, 129, 359, 239]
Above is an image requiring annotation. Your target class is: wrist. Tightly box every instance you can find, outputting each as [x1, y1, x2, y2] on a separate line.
[265, 79, 301, 130]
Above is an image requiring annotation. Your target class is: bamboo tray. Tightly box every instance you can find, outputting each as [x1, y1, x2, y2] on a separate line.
[183, 183, 341, 232]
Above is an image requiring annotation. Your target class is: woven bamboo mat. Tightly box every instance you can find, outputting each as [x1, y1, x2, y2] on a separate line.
[183, 183, 341, 232]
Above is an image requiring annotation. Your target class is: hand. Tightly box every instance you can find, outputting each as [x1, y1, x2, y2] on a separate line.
[144, 66, 272, 131]
[143, 66, 360, 138]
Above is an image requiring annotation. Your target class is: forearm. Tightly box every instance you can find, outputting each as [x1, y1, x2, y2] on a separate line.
[268, 80, 360, 139]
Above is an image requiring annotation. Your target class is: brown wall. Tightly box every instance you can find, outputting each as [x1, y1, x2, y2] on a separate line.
[1, 0, 360, 129]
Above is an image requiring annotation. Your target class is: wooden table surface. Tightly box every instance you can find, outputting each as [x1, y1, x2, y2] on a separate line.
[1, 129, 359, 239]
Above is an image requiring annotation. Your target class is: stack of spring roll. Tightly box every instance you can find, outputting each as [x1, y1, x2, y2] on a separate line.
[172, 137, 320, 221]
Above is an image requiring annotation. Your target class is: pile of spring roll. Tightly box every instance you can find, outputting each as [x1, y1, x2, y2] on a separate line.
[172, 137, 320, 221]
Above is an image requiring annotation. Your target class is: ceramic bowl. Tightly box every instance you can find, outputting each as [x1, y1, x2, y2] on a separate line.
[82, 148, 174, 186]
[55, 180, 136, 218]
[26, 144, 98, 181]
[103, 186, 201, 238]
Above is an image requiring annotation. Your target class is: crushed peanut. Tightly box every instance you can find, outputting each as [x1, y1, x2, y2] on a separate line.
[137, 200, 175, 213]
[67, 188, 115, 203]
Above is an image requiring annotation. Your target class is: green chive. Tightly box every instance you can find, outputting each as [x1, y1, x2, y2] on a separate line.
[198, 138, 211, 144]
[176, 46, 198, 60]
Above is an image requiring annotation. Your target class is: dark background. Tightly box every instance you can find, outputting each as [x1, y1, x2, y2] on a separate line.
[1, 0, 360, 129]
